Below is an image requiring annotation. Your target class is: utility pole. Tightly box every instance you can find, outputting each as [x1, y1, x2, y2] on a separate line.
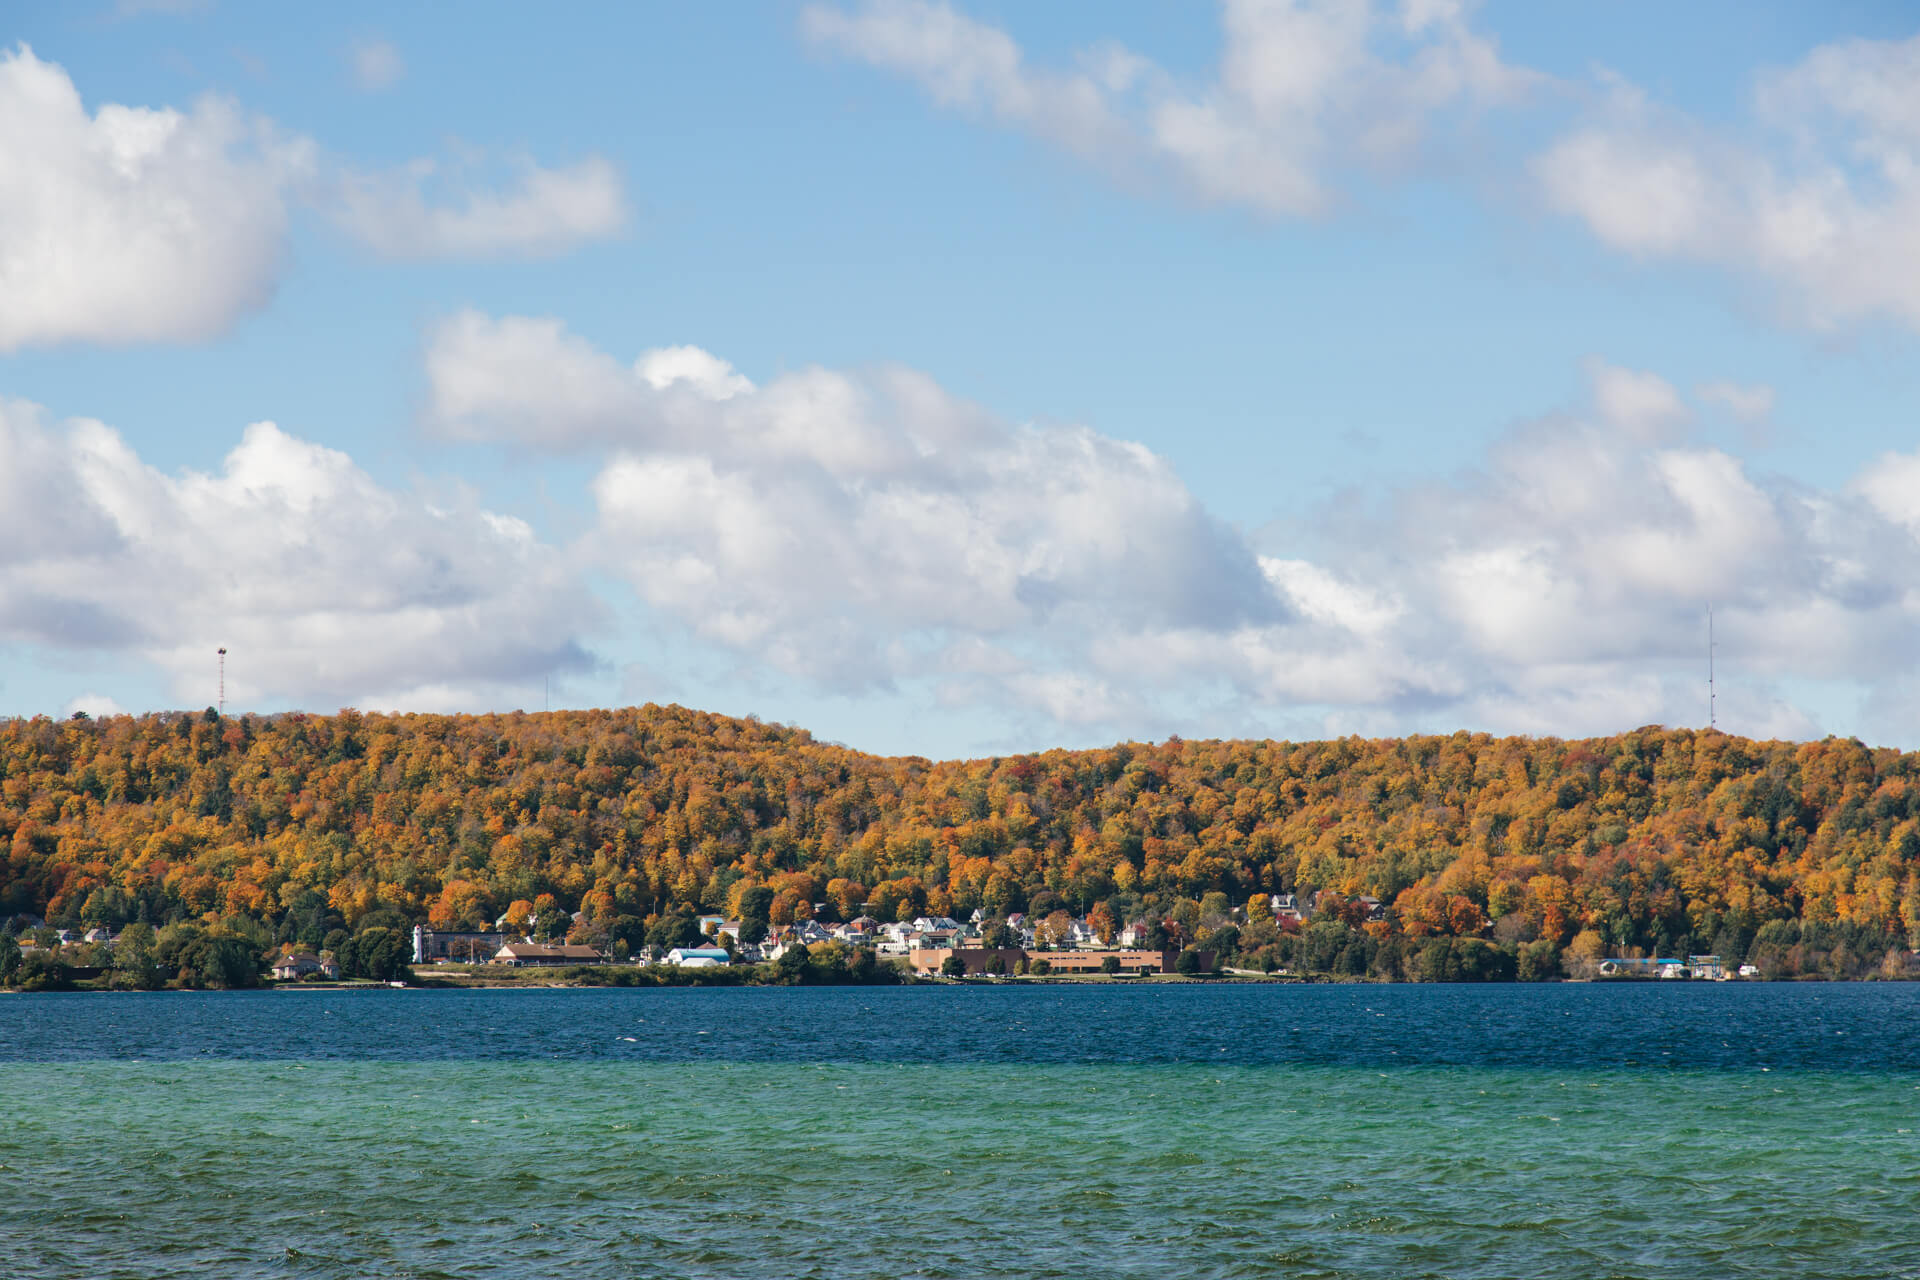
[217, 648, 226, 717]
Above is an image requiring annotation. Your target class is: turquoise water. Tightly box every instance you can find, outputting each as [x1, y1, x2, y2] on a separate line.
[4, 986, 1919, 1278]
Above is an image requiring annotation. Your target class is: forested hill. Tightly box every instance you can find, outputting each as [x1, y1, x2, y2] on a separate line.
[4, 705, 1918, 964]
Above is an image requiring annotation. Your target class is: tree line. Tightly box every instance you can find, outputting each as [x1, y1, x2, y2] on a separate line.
[4, 704, 1919, 983]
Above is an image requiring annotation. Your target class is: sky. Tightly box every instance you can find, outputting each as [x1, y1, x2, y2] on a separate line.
[4, 0, 1920, 758]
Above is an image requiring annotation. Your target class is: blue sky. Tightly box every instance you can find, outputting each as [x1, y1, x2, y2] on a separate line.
[5, 0, 1920, 756]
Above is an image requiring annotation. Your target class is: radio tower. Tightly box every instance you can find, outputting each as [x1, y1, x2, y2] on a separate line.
[1712, 602, 1728, 729]
[217, 648, 227, 717]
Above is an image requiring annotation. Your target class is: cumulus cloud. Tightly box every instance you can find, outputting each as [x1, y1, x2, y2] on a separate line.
[1108, 361, 1920, 741]
[0, 45, 626, 350]
[426, 319, 1920, 741]
[351, 39, 405, 92]
[0, 44, 311, 351]
[803, 0, 1547, 217]
[1537, 33, 1920, 331]
[427, 311, 1283, 693]
[0, 400, 597, 711]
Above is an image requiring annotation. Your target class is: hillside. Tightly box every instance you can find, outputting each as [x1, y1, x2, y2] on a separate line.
[4, 705, 1917, 978]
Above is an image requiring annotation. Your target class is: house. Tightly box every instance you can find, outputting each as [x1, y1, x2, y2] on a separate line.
[271, 952, 329, 980]
[494, 942, 606, 967]
[713, 920, 744, 942]
[665, 947, 730, 968]
[1118, 920, 1157, 948]
[1266, 894, 1306, 924]
[910, 916, 962, 934]
[83, 927, 113, 945]
[697, 914, 726, 936]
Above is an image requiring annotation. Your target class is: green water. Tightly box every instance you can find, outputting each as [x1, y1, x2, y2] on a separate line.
[7, 1060, 1918, 1278]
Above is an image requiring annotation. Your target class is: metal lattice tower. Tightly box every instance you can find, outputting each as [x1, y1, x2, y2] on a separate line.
[217, 648, 226, 716]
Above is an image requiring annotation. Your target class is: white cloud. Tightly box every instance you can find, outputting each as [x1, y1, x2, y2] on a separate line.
[0, 400, 598, 711]
[1587, 359, 1689, 442]
[325, 154, 626, 259]
[803, 0, 1547, 218]
[1696, 380, 1775, 423]
[1537, 34, 1920, 331]
[1086, 362, 1920, 741]
[429, 320, 1920, 741]
[0, 44, 310, 352]
[351, 39, 405, 92]
[0, 45, 626, 350]
[427, 312, 1282, 693]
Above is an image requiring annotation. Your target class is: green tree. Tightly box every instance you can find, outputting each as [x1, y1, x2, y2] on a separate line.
[941, 953, 966, 978]
[1517, 940, 1562, 982]
[1174, 949, 1201, 976]
[647, 913, 704, 952]
[0, 933, 18, 984]
[736, 886, 775, 927]
[350, 927, 410, 982]
[774, 944, 809, 983]
[16, 950, 71, 992]
[1101, 954, 1121, 975]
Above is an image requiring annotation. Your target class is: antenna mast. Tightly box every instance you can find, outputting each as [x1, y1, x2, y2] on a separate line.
[1707, 606, 1716, 731]
[217, 648, 226, 717]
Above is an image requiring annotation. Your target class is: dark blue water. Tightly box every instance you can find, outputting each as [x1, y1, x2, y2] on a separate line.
[1, 981, 1916, 1070]
[6, 985, 1920, 1278]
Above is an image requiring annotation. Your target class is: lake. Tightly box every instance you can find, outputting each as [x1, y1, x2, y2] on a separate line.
[3, 983, 1917, 1278]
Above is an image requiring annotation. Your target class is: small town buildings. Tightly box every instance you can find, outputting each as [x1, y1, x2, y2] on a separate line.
[493, 942, 606, 967]
[664, 947, 730, 968]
